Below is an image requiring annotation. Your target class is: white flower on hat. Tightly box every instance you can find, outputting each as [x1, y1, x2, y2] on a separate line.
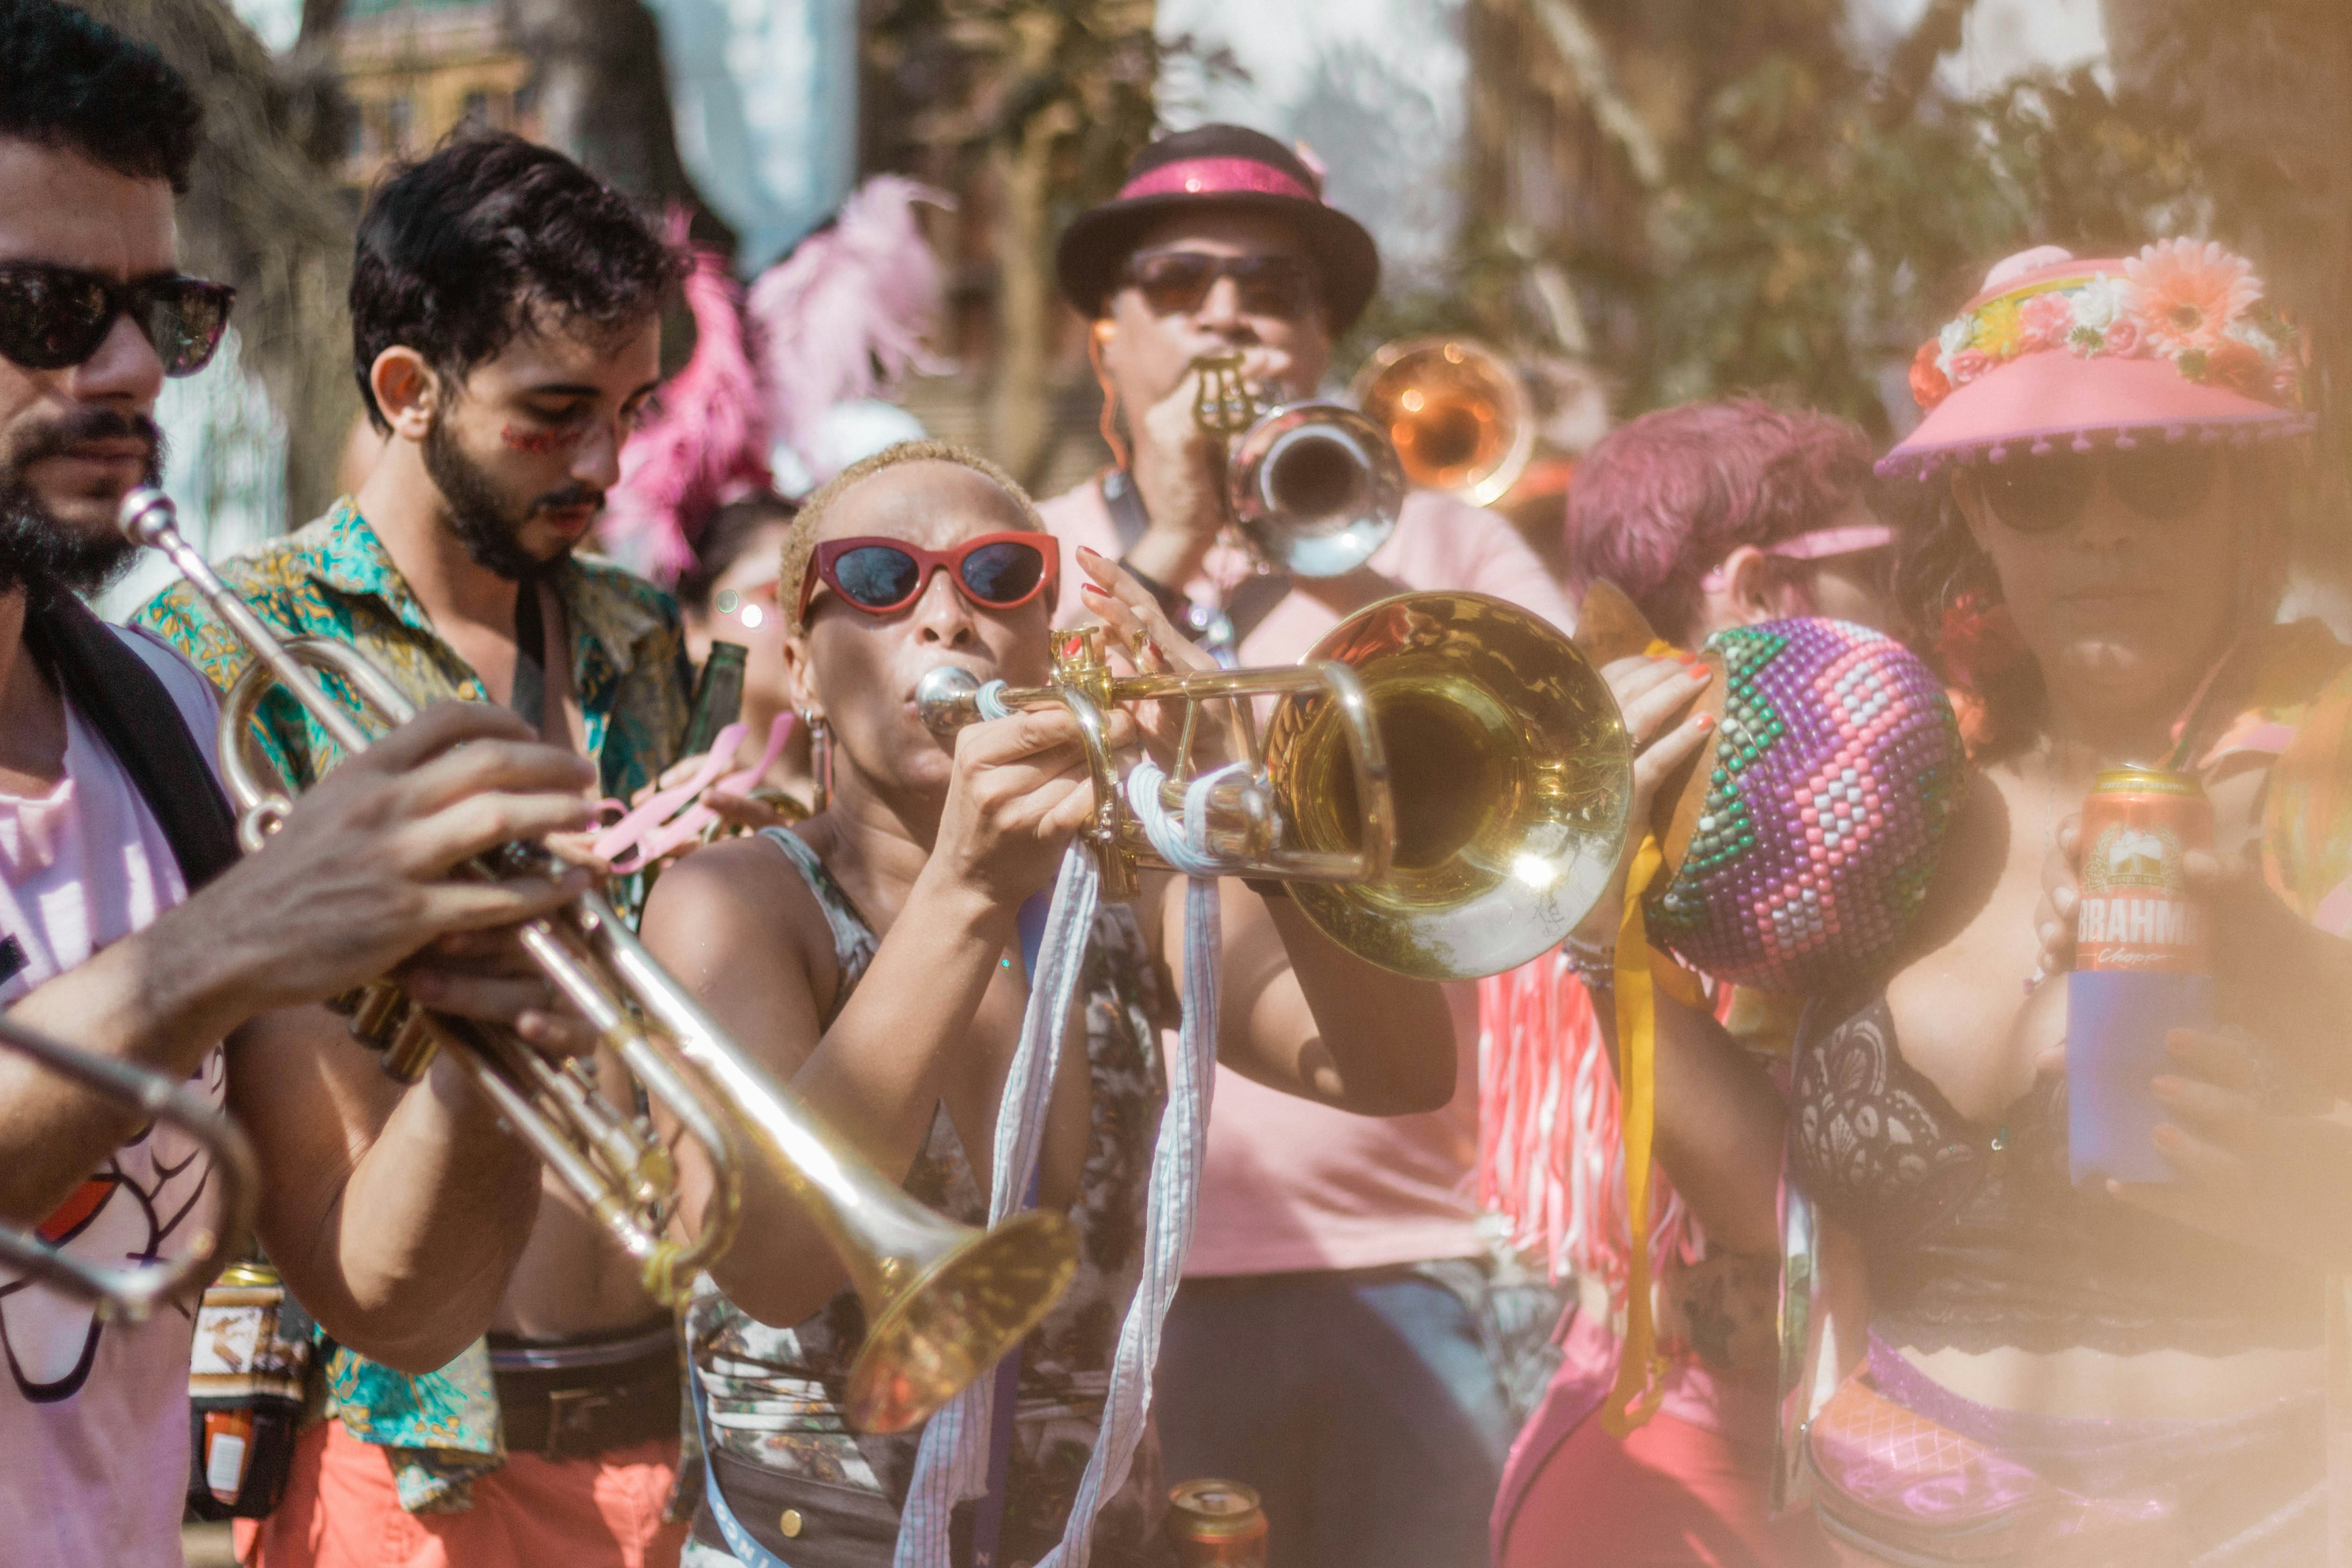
[1939, 318, 1974, 358]
[2070, 273, 2132, 331]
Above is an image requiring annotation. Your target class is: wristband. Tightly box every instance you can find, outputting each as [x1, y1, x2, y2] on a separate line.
[1563, 933, 1616, 991]
[1117, 557, 1190, 625]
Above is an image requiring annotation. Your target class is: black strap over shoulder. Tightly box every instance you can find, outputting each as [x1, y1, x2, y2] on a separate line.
[23, 592, 241, 890]
[1101, 469, 1294, 647]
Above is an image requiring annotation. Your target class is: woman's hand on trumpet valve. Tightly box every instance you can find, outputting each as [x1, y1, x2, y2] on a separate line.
[197, 701, 602, 1047]
[1072, 545, 1240, 771]
[925, 689, 1139, 916]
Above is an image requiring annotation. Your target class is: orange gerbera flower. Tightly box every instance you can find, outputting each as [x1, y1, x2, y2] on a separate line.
[2124, 239, 2261, 355]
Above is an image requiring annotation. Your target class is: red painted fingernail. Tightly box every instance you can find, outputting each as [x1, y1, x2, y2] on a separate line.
[1076, 545, 1102, 562]
[1694, 712, 1716, 731]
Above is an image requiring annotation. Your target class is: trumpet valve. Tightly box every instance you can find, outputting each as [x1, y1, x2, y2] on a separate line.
[1049, 626, 1114, 709]
[382, 1008, 442, 1085]
[1192, 350, 1256, 437]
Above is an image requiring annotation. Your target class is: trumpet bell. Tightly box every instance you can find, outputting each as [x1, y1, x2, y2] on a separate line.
[845, 1207, 1079, 1432]
[1351, 337, 1535, 507]
[1265, 592, 1630, 980]
[1226, 402, 1405, 579]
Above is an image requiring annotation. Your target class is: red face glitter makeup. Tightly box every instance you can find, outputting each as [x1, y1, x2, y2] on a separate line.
[500, 423, 586, 455]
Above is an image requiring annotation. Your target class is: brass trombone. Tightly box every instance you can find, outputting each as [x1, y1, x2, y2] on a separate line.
[121, 488, 1079, 1433]
[919, 593, 1632, 981]
[0, 1014, 257, 1320]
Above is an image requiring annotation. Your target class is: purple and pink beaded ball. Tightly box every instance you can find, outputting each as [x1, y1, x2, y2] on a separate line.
[1645, 618, 1963, 995]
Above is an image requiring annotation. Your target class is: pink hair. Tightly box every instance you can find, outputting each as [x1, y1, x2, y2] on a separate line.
[1564, 399, 1874, 642]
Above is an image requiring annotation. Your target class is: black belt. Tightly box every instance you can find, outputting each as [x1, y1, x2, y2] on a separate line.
[490, 1319, 680, 1460]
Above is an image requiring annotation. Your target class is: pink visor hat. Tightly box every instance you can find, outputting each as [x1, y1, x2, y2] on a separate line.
[1877, 241, 2314, 481]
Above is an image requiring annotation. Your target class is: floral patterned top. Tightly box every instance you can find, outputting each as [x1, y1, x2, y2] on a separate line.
[132, 497, 692, 804]
[132, 498, 693, 1511]
[680, 827, 1174, 1568]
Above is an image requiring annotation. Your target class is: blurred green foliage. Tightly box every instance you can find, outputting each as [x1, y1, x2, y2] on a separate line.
[1632, 63, 2208, 434]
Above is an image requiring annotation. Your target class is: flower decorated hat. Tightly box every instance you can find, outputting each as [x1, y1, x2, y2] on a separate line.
[1879, 240, 2313, 480]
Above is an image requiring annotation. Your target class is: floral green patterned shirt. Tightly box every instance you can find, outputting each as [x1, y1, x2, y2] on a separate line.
[133, 498, 693, 1511]
[134, 496, 692, 804]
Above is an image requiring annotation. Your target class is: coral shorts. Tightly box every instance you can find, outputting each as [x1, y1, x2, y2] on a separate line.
[235, 1419, 687, 1568]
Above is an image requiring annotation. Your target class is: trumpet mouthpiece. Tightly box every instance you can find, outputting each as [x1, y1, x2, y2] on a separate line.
[914, 665, 984, 734]
[118, 486, 177, 547]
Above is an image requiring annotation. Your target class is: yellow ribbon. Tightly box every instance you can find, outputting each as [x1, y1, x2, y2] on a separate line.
[1602, 831, 1673, 1436]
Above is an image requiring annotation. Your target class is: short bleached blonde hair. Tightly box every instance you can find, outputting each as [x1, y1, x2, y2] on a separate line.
[781, 439, 1052, 633]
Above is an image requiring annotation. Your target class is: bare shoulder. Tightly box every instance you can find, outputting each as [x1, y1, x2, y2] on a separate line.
[640, 833, 839, 1001]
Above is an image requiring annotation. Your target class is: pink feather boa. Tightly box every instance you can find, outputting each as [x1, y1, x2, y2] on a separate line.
[604, 241, 772, 584]
[747, 175, 951, 480]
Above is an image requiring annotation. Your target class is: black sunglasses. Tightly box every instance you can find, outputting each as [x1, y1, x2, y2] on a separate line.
[0, 263, 236, 379]
[1977, 444, 2222, 536]
[1121, 249, 1319, 319]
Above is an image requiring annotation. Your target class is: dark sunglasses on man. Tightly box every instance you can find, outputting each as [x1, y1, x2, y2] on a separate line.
[1120, 249, 1319, 320]
[0, 262, 236, 378]
[798, 533, 1059, 623]
[1976, 442, 2225, 536]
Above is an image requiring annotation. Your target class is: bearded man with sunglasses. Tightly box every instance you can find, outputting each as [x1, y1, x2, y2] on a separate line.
[135, 134, 702, 1567]
[1037, 126, 1574, 1568]
[0, 8, 646, 1564]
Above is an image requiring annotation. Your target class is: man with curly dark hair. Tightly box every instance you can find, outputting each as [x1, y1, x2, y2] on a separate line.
[136, 130, 702, 1567]
[0, 4, 617, 1562]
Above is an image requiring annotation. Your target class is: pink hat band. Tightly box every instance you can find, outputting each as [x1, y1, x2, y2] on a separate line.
[1118, 157, 1319, 205]
[1881, 240, 2314, 481]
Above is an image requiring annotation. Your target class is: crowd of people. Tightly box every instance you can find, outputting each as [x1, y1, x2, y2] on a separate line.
[1, 3, 2345, 1566]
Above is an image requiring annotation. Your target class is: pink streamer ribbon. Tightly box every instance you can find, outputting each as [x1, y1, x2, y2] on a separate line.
[591, 712, 798, 872]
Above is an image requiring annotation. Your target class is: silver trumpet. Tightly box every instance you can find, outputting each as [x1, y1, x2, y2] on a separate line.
[0, 1013, 258, 1320]
[119, 488, 1079, 1433]
[1193, 350, 1406, 579]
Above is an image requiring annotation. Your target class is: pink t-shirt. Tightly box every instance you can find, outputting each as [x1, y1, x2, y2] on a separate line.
[0, 625, 228, 1567]
[1037, 479, 1577, 1273]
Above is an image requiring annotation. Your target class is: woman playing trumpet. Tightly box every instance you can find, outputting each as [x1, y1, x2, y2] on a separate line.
[638, 439, 1455, 1567]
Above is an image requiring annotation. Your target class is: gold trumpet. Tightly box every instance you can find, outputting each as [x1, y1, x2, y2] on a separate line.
[1351, 337, 1535, 507]
[919, 594, 1632, 980]
[119, 488, 1079, 1433]
[0, 1014, 258, 1319]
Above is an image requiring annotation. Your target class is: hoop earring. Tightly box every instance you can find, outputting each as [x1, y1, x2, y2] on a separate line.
[806, 713, 833, 814]
[1088, 326, 1130, 473]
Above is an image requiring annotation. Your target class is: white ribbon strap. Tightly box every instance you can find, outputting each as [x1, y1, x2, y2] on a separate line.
[900, 755, 1248, 1568]
[894, 843, 1101, 1568]
[975, 679, 1017, 722]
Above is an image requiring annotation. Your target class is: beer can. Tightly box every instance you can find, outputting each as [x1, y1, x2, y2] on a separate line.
[2075, 767, 2211, 974]
[1166, 1478, 1268, 1567]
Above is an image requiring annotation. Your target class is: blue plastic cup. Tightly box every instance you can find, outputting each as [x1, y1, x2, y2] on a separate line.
[2066, 970, 2214, 1186]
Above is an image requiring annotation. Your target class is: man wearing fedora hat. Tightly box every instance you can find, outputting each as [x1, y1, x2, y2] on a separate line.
[1037, 124, 1573, 1568]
